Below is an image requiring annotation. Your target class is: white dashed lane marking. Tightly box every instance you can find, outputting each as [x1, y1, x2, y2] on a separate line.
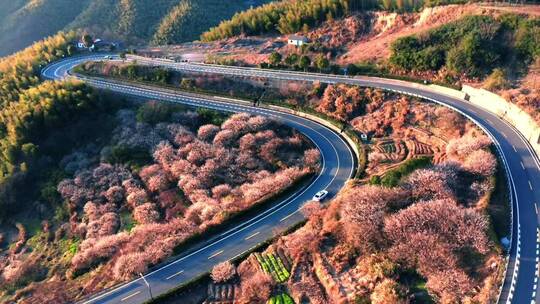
[244, 232, 260, 241]
[120, 291, 141, 302]
[280, 210, 299, 222]
[208, 250, 224, 259]
[166, 270, 184, 280]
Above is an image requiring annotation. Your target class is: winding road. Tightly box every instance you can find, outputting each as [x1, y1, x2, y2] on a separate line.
[42, 54, 539, 304]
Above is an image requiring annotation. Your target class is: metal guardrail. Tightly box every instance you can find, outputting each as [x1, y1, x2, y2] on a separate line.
[387, 88, 517, 304]
[114, 58, 521, 303]
[50, 54, 522, 303]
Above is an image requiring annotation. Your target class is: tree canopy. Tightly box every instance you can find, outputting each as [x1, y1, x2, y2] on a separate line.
[389, 14, 540, 77]
[0, 32, 105, 222]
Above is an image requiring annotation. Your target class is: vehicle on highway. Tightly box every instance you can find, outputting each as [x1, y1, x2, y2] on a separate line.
[41, 54, 539, 304]
[312, 190, 328, 201]
[104, 55, 112, 60]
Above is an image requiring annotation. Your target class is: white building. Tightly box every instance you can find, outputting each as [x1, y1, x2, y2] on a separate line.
[287, 35, 309, 47]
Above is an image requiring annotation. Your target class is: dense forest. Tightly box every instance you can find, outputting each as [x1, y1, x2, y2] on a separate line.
[200, 0, 540, 41]
[0, 32, 111, 223]
[389, 14, 540, 77]
[201, 0, 376, 41]
[0, 0, 270, 57]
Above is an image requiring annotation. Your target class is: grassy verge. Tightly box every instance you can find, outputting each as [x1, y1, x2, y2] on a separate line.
[486, 149, 512, 247]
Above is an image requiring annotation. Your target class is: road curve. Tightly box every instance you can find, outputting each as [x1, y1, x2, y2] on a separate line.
[138, 58, 540, 304]
[42, 56, 355, 304]
[42, 55, 540, 304]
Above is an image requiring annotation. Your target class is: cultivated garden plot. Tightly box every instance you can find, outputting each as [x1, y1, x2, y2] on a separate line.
[255, 250, 292, 284]
[267, 292, 295, 304]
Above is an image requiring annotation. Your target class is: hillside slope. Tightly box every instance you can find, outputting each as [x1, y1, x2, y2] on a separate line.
[0, 0, 269, 57]
[0, 0, 90, 57]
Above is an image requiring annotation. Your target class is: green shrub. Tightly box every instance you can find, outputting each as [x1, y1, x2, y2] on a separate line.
[136, 101, 174, 124]
[196, 108, 228, 126]
[514, 19, 540, 61]
[445, 32, 501, 77]
[389, 14, 539, 77]
[483, 68, 510, 91]
[381, 170, 401, 187]
[380, 157, 432, 188]
[107, 145, 152, 168]
[369, 175, 382, 185]
[269, 52, 283, 67]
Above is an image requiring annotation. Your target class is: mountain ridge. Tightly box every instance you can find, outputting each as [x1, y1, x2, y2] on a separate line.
[0, 0, 269, 57]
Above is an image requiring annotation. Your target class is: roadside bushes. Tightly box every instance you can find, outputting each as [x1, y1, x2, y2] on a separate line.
[317, 84, 364, 121]
[80, 63, 174, 85]
[136, 100, 182, 125]
[211, 261, 236, 283]
[483, 68, 511, 91]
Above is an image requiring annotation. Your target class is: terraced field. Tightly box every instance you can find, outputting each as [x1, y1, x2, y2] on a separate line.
[255, 249, 292, 284]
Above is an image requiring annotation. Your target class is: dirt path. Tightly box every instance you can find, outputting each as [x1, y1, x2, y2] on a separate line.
[479, 3, 540, 16]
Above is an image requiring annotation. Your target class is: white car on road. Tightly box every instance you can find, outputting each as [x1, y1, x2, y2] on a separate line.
[312, 190, 329, 202]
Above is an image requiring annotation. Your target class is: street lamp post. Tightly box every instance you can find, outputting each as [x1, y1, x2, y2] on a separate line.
[139, 273, 153, 300]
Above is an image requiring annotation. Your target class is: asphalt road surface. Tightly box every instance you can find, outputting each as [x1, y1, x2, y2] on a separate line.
[42, 55, 540, 304]
[43, 56, 355, 304]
